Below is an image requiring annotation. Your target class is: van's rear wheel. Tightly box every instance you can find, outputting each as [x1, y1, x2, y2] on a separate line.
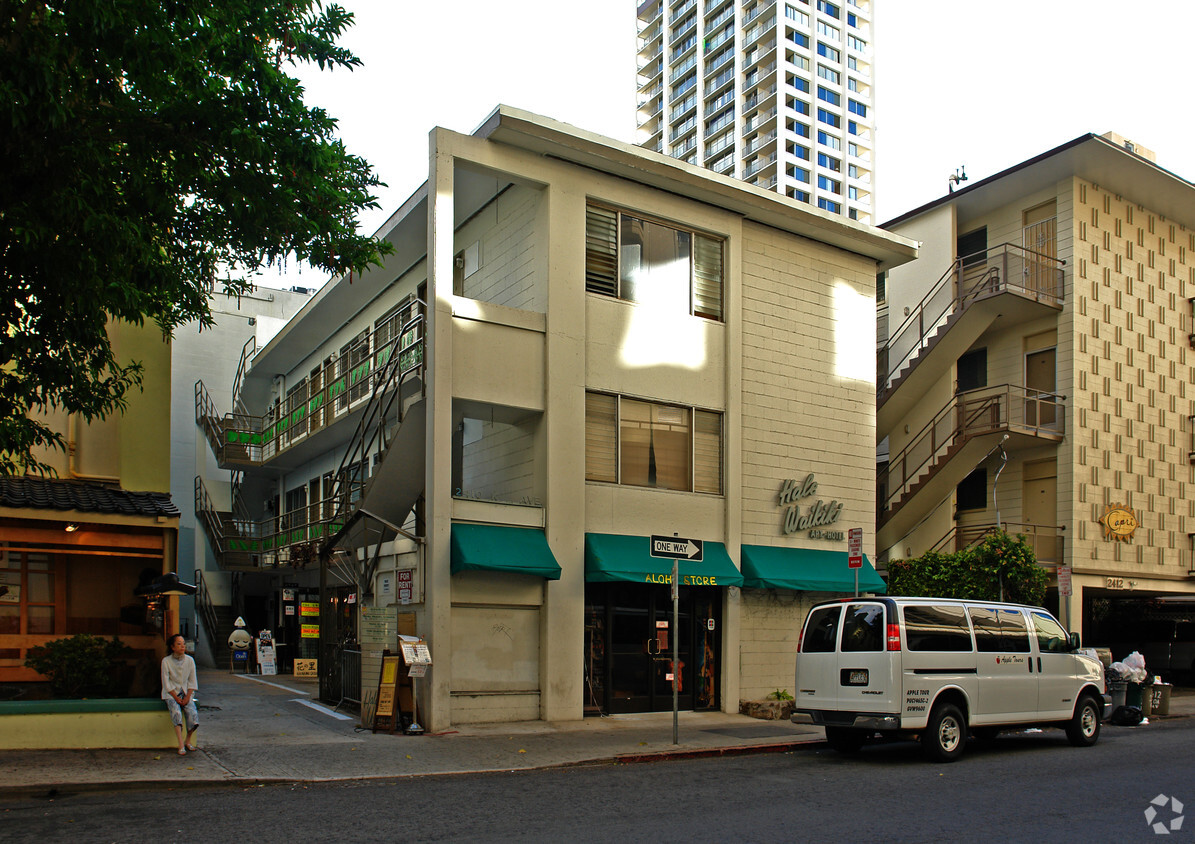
[825, 726, 868, 754]
[922, 702, 966, 762]
[1065, 695, 1101, 747]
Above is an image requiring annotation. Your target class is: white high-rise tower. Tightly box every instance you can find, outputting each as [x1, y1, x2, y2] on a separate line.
[636, 0, 874, 222]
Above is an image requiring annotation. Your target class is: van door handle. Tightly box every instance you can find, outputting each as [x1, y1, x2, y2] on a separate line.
[1028, 658, 1034, 673]
[1037, 657, 1042, 673]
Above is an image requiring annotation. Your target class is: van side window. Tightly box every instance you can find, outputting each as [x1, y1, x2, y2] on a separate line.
[969, 607, 1031, 653]
[903, 605, 973, 652]
[841, 604, 884, 652]
[1031, 611, 1070, 654]
[802, 606, 842, 653]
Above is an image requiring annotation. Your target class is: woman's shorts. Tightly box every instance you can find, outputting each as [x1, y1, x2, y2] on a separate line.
[166, 697, 199, 731]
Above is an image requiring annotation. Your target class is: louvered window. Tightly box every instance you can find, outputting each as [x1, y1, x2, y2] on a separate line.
[585, 392, 618, 483]
[693, 410, 722, 494]
[585, 391, 722, 495]
[585, 206, 618, 297]
[584, 204, 723, 321]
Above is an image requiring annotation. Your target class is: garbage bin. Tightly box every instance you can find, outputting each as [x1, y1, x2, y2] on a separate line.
[1126, 681, 1145, 709]
[1149, 683, 1172, 717]
[1109, 681, 1127, 710]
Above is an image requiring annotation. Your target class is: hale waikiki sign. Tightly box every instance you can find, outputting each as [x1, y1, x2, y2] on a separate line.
[778, 474, 843, 539]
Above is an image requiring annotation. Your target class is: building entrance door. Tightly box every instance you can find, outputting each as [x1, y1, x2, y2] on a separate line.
[591, 582, 720, 714]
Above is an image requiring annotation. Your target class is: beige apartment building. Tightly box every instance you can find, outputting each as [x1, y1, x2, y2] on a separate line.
[878, 133, 1195, 647]
[194, 106, 914, 730]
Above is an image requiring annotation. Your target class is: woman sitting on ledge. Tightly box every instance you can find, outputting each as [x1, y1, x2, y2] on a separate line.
[161, 633, 198, 756]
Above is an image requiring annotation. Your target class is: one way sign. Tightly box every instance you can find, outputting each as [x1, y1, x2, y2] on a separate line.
[650, 535, 703, 561]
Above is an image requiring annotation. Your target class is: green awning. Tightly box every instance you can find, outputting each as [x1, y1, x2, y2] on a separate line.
[584, 533, 743, 587]
[740, 545, 886, 593]
[450, 524, 562, 580]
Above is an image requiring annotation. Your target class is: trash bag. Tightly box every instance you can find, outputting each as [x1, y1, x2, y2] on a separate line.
[1109, 705, 1144, 726]
[1122, 651, 1148, 682]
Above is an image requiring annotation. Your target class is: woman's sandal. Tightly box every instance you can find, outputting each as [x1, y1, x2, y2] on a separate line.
[177, 748, 187, 756]
[185, 744, 198, 752]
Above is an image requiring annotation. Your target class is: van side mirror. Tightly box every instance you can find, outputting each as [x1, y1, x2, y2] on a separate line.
[1068, 631, 1081, 651]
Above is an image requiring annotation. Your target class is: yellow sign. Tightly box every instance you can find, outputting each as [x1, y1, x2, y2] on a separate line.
[300, 602, 320, 616]
[1099, 503, 1138, 542]
[301, 623, 320, 638]
[294, 658, 318, 677]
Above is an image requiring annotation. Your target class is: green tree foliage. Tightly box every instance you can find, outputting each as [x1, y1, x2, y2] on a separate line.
[1, 1, 391, 474]
[886, 531, 1050, 606]
[24, 633, 132, 698]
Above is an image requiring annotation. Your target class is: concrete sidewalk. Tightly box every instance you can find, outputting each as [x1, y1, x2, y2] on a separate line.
[1, 669, 1190, 795]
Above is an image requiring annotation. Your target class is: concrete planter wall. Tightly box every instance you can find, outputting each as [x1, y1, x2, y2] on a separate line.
[0, 699, 179, 750]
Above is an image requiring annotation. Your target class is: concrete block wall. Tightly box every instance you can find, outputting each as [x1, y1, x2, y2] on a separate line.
[458, 184, 543, 312]
[1070, 178, 1195, 576]
[461, 419, 538, 502]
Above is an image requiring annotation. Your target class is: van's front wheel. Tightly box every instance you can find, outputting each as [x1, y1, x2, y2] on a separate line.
[1065, 695, 1102, 747]
[824, 726, 868, 754]
[922, 703, 967, 762]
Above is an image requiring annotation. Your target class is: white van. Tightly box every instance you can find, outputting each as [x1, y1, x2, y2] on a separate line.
[792, 597, 1109, 762]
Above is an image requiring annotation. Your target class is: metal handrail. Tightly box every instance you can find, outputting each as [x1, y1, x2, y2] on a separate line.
[232, 336, 256, 417]
[195, 569, 220, 660]
[879, 384, 1065, 518]
[327, 302, 427, 534]
[929, 522, 1065, 564]
[878, 243, 1065, 395]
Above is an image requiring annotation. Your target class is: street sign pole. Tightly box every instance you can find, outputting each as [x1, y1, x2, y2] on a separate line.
[672, 556, 679, 745]
[848, 527, 863, 597]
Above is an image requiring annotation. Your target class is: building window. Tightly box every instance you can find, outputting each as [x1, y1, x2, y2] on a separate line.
[817, 130, 841, 150]
[848, 99, 867, 116]
[817, 86, 840, 106]
[817, 65, 840, 84]
[847, 34, 867, 51]
[785, 4, 809, 25]
[817, 108, 840, 128]
[788, 96, 810, 115]
[788, 165, 810, 183]
[789, 30, 809, 48]
[847, 186, 858, 200]
[817, 42, 840, 62]
[787, 187, 810, 202]
[585, 205, 723, 321]
[585, 393, 722, 494]
[817, 152, 841, 171]
[817, 175, 841, 193]
[788, 142, 810, 160]
[817, 198, 840, 213]
[956, 468, 987, 511]
[817, 0, 840, 16]
[789, 74, 810, 93]
[788, 119, 810, 137]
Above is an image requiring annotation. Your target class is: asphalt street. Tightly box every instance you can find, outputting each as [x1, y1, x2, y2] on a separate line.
[2, 716, 1189, 843]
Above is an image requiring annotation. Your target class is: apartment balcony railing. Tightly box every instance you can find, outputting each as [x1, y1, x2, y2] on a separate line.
[879, 383, 1066, 525]
[669, 0, 695, 25]
[743, 153, 777, 177]
[878, 243, 1065, 400]
[930, 522, 1065, 566]
[705, 3, 734, 33]
[195, 477, 340, 571]
[196, 300, 425, 469]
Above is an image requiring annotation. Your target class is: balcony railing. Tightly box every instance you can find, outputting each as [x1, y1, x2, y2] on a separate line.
[195, 476, 343, 570]
[930, 522, 1065, 565]
[879, 384, 1065, 520]
[878, 243, 1064, 396]
[196, 300, 425, 468]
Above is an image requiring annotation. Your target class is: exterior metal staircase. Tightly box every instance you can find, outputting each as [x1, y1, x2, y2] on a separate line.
[877, 244, 1065, 436]
[324, 299, 427, 570]
[929, 522, 1065, 566]
[877, 384, 1066, 548]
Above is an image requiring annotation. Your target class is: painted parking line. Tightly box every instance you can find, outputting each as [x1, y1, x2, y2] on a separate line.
[292, 698, 354, 721]
[234, 674, 311, 696]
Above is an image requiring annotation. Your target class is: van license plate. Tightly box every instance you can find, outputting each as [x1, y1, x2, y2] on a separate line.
[842, 669, 869, 686]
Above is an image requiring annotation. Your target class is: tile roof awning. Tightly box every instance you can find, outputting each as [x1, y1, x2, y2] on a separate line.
[584, 533, 743, 587]
[0, 477, 179, 518]
[740, 545, 886, 593]
[450, 524, 562, 580]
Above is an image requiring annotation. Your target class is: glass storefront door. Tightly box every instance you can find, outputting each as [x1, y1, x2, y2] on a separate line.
[586, 582, 720, 714]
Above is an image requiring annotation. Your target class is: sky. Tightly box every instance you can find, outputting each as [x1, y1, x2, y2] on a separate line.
[272, 0, 1195, 287]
